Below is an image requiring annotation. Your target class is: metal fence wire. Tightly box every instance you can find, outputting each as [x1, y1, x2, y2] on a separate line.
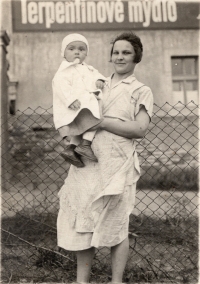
[1, 101, 199, 283]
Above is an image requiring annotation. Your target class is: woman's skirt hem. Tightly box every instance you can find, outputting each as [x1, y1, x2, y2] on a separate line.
[58, 233, 128, 252]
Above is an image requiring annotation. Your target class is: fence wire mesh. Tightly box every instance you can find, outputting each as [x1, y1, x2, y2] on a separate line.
[1, 102, 199, 283]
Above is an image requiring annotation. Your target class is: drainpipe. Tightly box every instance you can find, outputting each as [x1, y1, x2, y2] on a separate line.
[0, 30, 10, 191]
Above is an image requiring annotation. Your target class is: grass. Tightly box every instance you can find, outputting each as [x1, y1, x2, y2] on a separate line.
[1, 212, 198, 283]
[137, 167, 198, 191]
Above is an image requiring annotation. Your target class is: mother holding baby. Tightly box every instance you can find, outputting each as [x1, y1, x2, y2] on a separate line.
[57, 32, 153, 283]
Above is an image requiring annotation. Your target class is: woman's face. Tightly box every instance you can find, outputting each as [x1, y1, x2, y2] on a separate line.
[111, 40, 136, 75]
[64, 41, 87, 63]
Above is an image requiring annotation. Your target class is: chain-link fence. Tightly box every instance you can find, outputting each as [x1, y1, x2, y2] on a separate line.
[1, 102, 199, 283]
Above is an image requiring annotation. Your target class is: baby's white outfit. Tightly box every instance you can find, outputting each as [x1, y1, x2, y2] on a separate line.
[52, 60, 105, 144]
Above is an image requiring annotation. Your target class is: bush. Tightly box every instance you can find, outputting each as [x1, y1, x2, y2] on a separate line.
[137, 167, 198, 191]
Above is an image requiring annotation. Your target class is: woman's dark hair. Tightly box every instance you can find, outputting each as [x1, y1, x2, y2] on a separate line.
[110, 32, 143, 63]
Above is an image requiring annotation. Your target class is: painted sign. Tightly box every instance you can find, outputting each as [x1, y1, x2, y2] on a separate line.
[12, 0, 200, 32]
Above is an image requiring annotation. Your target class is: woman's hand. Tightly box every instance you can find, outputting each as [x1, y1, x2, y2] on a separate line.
[96, 80, 105, 90]
[88, 118, 106, 131]
[68, 99, 81, 110]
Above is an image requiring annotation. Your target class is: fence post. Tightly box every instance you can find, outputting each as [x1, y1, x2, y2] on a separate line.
[0, 30, 10, 191]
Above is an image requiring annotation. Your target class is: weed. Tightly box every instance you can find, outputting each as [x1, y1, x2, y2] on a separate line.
[1, 213, 198, 283]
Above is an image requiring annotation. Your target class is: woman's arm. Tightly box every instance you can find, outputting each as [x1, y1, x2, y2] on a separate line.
[98, 106, 150, 139]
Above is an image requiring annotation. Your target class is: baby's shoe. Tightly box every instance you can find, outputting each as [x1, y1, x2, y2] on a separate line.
[61, 144, 84, 168]
[75, 140, 98, 162]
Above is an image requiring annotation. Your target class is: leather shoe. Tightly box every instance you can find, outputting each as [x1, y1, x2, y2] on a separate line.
[61, 145, 84, 168]
[75, 144, 98, 162]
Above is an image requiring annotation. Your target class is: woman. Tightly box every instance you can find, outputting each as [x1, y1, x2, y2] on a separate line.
[57, 32, 154, 284]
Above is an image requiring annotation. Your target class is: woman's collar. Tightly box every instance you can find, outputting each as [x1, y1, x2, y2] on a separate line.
[122, 73, 136, 83]
[107, 73, 136, 88]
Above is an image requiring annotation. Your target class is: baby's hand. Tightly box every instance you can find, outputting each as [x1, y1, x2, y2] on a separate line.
[68, 99, 81, 110]
[96, 80, 105, 90]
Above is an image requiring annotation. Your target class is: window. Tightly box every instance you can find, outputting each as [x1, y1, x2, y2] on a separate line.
[171, 56, 198, 104]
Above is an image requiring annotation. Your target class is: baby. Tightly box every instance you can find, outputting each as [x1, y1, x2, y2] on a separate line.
[52, 34, 105, 168]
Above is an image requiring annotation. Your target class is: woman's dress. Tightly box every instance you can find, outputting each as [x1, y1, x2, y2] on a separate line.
[57, 74, 154, 250]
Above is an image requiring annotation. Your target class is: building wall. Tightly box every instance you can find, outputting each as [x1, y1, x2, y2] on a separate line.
[2, 0, 199, 111]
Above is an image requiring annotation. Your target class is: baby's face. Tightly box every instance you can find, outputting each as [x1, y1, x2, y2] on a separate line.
[64, 41, 87, 63]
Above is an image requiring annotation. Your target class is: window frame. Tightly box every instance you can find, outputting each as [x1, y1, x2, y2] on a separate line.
[171, 56, 198, 104]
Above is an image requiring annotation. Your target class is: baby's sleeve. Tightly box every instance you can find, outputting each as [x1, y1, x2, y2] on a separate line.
[134, 86, 154, 119]
[52, 74, 77, 130]
[52, 75, 76, 108]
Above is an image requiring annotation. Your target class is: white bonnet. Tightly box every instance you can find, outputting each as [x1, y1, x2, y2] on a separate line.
[61, 33, 89, 57]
